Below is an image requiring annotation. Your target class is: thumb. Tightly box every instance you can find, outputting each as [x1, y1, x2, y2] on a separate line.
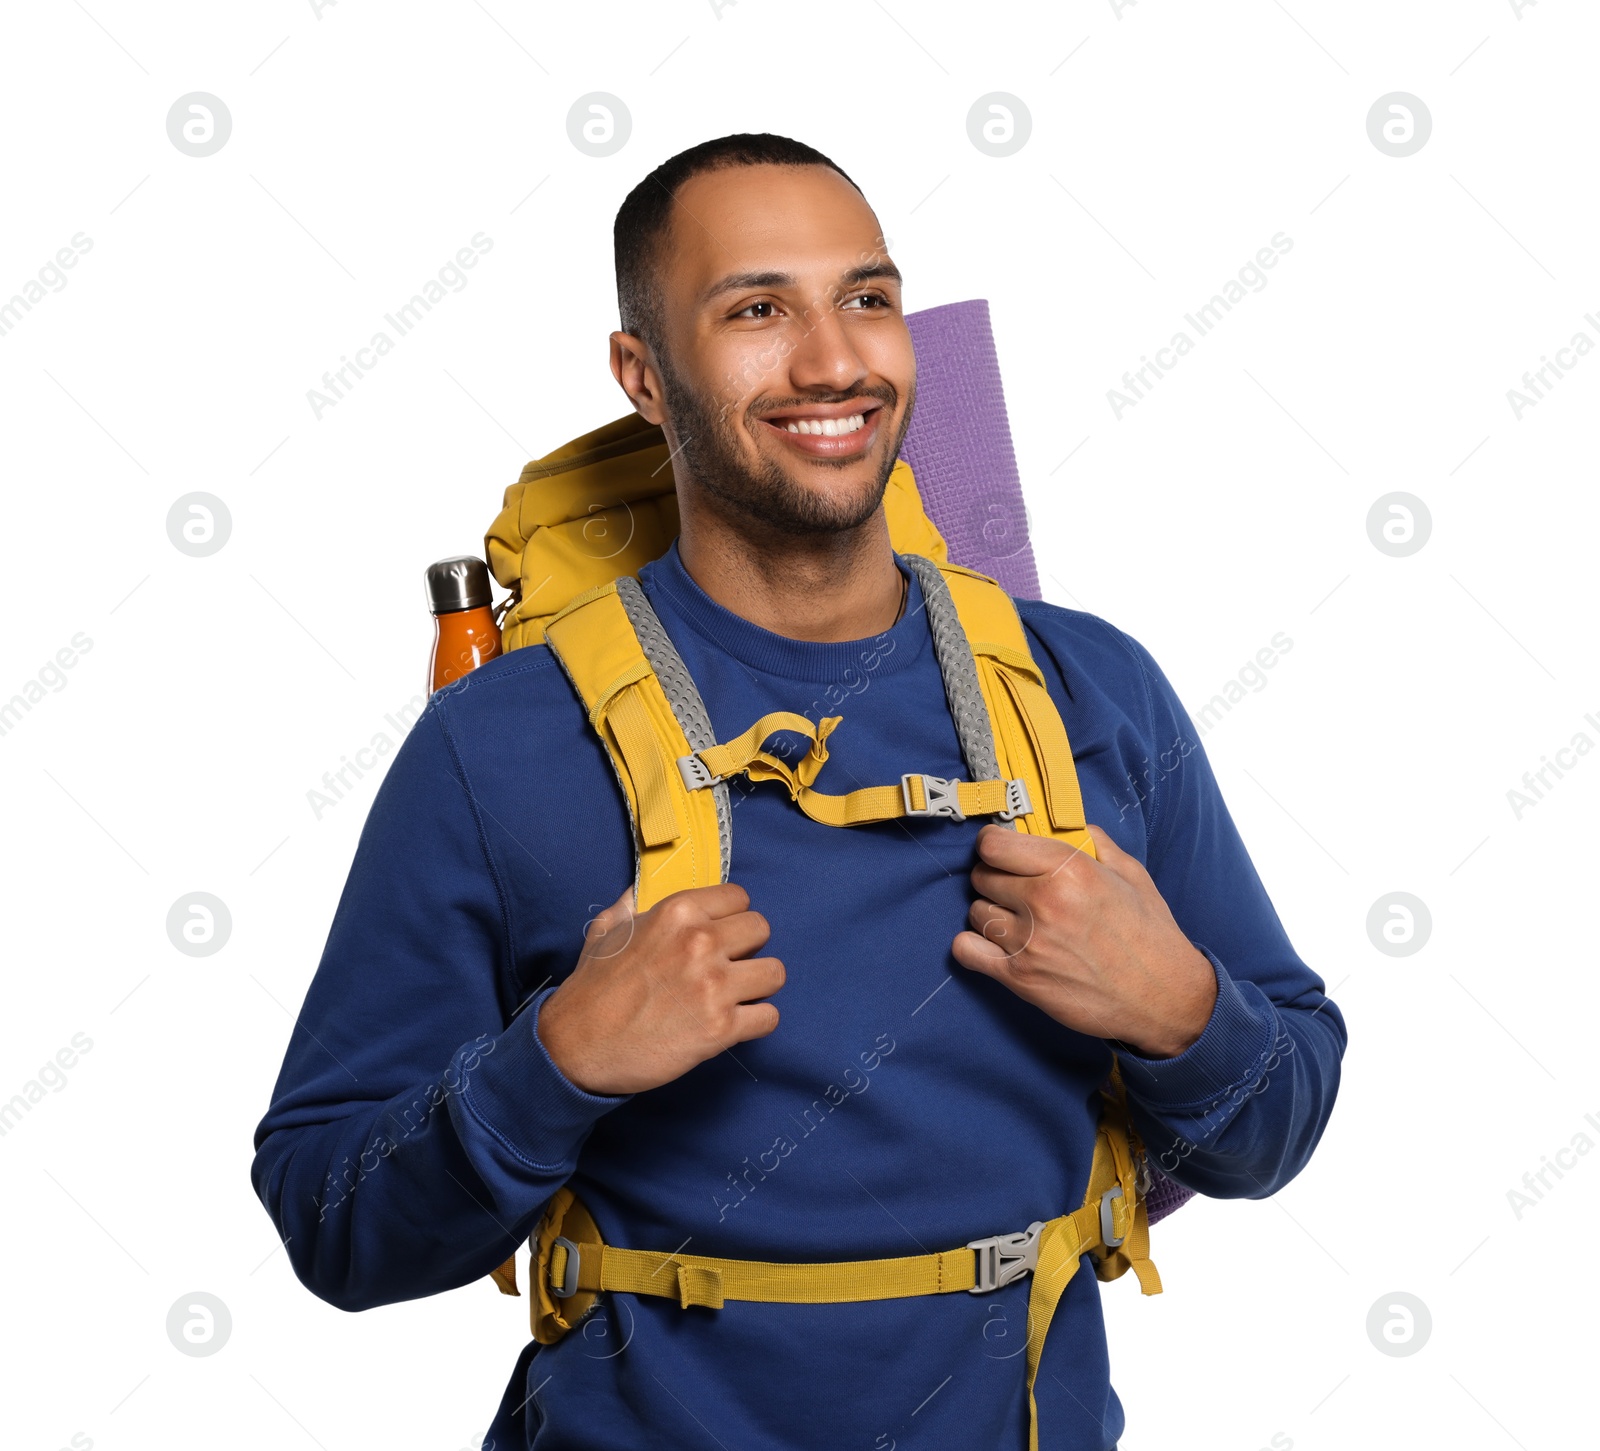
[1085, 824, 1129, 872]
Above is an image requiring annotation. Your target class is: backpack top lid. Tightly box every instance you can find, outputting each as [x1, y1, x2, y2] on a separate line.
[485, 415, 946, 651]
[484, 299, 1043, 650]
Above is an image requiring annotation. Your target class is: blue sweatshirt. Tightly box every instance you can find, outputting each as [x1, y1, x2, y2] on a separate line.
[252, 542, 1344, 1450]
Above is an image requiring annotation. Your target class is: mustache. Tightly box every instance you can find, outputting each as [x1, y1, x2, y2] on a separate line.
[744, 384, 899, 422]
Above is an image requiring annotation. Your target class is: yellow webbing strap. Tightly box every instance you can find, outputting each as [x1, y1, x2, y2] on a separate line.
[542, 581, 722, 911]
[531, 1077, 1159, 1451]
[934, 562, 1097, 859]
[695, 710, 839, 790]
[691, 709, 1022, 828]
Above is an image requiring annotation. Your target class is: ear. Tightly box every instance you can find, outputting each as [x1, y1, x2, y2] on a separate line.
[610, 331, 668, 426]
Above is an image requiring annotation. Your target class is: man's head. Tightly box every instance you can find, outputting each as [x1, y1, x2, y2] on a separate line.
[610, 134, 916, 541]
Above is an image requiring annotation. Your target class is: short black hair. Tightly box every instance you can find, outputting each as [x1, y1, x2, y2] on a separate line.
[614, 132, 862, 353]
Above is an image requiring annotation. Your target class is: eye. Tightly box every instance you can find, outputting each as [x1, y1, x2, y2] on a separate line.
[734, 300, 778, 319]
[840, 292, 891, 311]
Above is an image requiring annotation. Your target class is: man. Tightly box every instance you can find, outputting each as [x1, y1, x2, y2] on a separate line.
[253, 134, 1344, 1450]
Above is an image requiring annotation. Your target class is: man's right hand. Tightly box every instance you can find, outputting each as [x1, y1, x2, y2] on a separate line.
[535, 883, 783, 1096]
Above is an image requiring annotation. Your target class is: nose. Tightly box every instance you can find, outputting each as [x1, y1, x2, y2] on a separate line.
[784, 297, 870, 396]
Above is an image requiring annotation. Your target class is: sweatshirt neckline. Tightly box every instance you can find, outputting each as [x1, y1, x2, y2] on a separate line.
[640, 540, 930, 683]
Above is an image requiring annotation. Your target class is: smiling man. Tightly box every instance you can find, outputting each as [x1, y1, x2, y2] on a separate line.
[253, 134, 1345, 1450]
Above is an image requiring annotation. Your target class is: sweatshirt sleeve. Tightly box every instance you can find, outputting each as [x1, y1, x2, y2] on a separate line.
[1095, 627, 1347, 1200]
[250, 699, 626, 1312]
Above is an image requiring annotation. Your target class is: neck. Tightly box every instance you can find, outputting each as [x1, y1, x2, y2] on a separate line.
[675, 496, 904, 643]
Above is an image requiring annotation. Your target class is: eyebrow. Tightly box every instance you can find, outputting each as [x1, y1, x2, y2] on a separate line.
[698, 259, 903, 307]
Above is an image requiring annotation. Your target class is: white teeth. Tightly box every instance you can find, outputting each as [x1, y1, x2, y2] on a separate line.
[782, 413, 866, 437]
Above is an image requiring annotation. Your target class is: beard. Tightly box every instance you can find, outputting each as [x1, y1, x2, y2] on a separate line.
[656, 357, 915, 538]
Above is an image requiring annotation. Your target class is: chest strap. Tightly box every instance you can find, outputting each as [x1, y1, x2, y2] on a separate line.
[539, 556, 1095, 914]
[678, 707, 1033, 826]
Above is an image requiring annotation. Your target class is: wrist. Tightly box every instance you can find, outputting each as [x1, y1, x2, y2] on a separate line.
[534, 987, 598, 1095]
[1124, 946, 1218, 1059]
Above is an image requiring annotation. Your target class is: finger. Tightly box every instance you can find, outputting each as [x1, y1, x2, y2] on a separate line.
[968, 898, 1032, 958]
[728, 1001, 780, 1042]
[969, 862, 1037, 914]
[1085, 824, 1130, 872]
[679, 882, 753, 920]
[973, 822, 1080, 877]
[712, 908, 774, 961]
[728, 954, 786, 1002]
[951, 928, 1009, 974]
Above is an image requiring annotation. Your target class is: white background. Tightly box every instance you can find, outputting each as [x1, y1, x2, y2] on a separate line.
[2, 2, 1595, 1448]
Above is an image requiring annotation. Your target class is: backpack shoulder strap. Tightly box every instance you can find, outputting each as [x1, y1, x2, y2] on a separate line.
[905, 557, 1097, 860]
[543, 576, 729, 911]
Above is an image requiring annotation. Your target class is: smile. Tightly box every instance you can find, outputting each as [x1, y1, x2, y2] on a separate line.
[780, 413, 866, 437]
[758, 402, 884, 457]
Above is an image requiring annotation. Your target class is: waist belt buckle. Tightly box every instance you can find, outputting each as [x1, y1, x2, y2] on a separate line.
[550, 1235, 581, 1299]
[1099, 1186, 1126, 1250]
[968, 1220, 1045, 1294]
[902, 773, 965, 822]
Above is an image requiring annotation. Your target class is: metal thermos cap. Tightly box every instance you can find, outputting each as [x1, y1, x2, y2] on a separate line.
[425, 556, 493, 614]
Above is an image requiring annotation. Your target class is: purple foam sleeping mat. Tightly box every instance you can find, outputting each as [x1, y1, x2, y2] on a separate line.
[902, 299, 1196, 1228]
[901, 299, 1041, 601]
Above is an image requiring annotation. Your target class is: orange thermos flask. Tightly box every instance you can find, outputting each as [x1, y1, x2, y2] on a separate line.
[425, 556, 502, 693]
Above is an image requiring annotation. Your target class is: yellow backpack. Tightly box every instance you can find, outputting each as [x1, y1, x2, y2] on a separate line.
[483, 417, 1160, 1451]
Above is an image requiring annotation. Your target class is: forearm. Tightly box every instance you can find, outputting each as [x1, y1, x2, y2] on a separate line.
[253, 993, 623, 1311]
[1116, 950, 1344, 1198]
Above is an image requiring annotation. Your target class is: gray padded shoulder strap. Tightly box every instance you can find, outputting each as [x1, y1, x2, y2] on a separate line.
[614, 575, 732, 881]
[898, 555, 1015, 827]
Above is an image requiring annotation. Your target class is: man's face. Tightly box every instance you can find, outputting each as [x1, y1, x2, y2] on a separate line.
[643, 163, 916, 536]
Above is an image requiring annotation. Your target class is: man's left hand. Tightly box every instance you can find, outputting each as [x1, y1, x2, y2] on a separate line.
[952, 824, 1218, 1059]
